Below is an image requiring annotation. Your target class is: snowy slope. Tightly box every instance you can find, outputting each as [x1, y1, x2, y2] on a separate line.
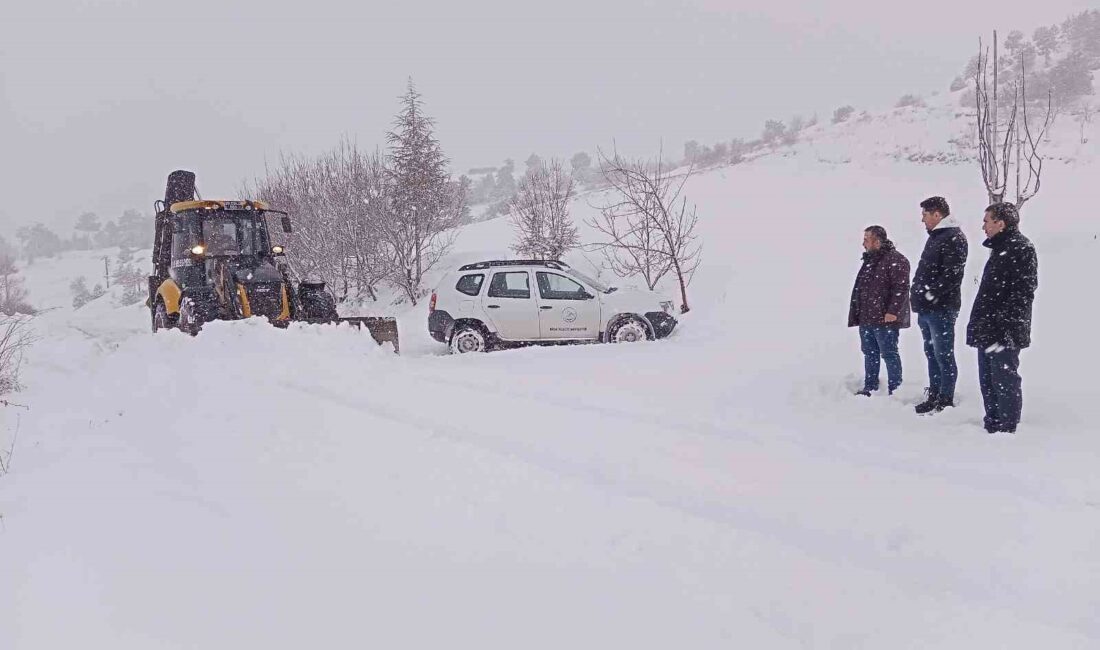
[2, 95, 1099, 648]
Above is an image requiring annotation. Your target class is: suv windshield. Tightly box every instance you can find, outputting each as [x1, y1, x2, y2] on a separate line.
[201, 213, 269, 256]
[568, 269, 613, 293]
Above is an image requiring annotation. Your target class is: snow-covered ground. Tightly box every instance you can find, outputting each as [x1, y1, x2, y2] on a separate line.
[3, 94, 1099, 648]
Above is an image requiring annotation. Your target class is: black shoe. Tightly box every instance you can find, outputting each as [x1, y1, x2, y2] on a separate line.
[916, 396, 953, 415]
[855, 388, 874, 397]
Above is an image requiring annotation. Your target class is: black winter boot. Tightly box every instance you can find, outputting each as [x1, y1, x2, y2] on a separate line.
[917, 396, 954, 415]
[914, 394, 940, 414]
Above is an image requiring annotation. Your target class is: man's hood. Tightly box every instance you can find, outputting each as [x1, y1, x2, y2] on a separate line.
[932, 215, 961, 231]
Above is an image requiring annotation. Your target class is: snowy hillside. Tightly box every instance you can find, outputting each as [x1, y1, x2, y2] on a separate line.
[3, 97, 1100, 648]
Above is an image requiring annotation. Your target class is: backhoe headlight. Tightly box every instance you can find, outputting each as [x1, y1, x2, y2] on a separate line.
[190, 245, 205, 255]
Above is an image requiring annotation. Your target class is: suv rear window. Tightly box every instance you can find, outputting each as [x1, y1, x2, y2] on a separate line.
[455, 274, 484, 296]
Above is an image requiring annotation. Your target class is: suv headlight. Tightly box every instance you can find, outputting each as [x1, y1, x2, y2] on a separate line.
[660, 300, 674, 313]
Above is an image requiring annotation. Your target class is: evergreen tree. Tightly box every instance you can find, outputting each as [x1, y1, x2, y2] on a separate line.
[1033, 25, 1061, 63]
[494, 159, 516, 199]
[382, 79, 468, 304]
[570, 151, 592, 184]
[524, 153, 544, 174]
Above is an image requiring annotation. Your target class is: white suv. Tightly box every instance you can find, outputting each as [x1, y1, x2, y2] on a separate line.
[428, 260, 677, 354]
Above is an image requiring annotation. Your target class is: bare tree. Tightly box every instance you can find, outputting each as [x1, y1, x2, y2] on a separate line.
[975, 31, 1054, 212]
[247, 140, 392, 303]
[311, 141, 390, 301]
[587, 146, 702, 313]
[0, 316, 34, 395]
[1079, 103, 1095, 144]
[508, 159, 579, 260]
[112, 263, 147, 305]
[248, 152, 341, 289]
[0, 254, 32, 316]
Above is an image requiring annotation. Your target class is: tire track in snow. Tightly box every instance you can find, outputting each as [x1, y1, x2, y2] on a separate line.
[400, 369, 1094, 511]
[281, 378, 1100, 641]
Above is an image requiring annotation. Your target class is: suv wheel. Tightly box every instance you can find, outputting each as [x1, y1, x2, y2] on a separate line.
[450, 326, 487, 354]
[609, 316, 649, 343]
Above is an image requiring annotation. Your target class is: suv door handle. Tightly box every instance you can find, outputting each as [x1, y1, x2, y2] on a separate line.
[487, 304, 500, 309]
[540, 306, 553, 310]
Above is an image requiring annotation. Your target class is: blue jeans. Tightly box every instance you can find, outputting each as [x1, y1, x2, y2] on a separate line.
[859, 325, 902, 392]
[978, 347, 1022, 430]
[917, 310, 959, 402]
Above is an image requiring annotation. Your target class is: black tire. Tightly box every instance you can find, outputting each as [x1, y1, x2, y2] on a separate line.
[300, 289, 338, 321]
[450, 325, 488, 354]
[152, 301, 175, 333]
[608, 316, 651, 344]
[178, 298, 202, 337]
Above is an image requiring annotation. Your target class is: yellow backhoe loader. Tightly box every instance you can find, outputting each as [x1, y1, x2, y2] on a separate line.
[147, 170, 399, 351]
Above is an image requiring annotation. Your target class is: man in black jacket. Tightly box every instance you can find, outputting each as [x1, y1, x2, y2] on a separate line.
[911, 196, 968, 414]
[849, 226, 911, 396]
[967, 202, 1038, 434]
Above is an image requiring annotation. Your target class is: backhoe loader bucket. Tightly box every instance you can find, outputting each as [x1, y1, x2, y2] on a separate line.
[303, 316, 400, 353]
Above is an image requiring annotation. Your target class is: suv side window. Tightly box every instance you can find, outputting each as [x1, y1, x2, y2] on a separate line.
[536, 272, 588, 300]
[455, 274, 485, 296]
[487, 272, 530, 299]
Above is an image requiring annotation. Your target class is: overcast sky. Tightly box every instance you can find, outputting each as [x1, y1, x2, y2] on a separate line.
[0, 0, 1091, 234]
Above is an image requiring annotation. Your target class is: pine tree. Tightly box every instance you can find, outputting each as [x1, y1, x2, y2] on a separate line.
[381, 79, 468, 304]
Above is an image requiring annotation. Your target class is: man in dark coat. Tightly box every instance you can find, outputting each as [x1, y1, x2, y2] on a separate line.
[911, 196, 968, 414]
[849, 225, 911, 396]
[967, 202, 1038, 434]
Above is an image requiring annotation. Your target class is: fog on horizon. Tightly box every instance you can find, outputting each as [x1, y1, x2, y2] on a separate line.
[0, 0, 1091, 234]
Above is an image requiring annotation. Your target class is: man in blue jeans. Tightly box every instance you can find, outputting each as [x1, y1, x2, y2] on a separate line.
[967, 202, 1038, 433]
[848, 226, 911, 395]
[911, 197, 968, 414]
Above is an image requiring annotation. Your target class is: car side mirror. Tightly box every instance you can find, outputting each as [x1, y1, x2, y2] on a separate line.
[580, 290, 594, 300]
[281, 215, 293, 233]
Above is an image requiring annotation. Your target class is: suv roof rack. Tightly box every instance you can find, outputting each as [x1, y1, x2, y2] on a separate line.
[458, 260, 570, 271]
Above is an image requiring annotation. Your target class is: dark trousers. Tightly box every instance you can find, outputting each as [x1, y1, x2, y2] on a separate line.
[859, 325, 902, 392]
[978, 347, 1023, 430]
[917, 310, 959, 401]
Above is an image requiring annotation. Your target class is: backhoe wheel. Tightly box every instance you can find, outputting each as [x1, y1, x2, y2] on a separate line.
[178, 298, 202, 337]
[301, 290, 338, 321]
[152, 301, 174, 333]
[609, 316, 650, 344]
[450, 326, 487, 354]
